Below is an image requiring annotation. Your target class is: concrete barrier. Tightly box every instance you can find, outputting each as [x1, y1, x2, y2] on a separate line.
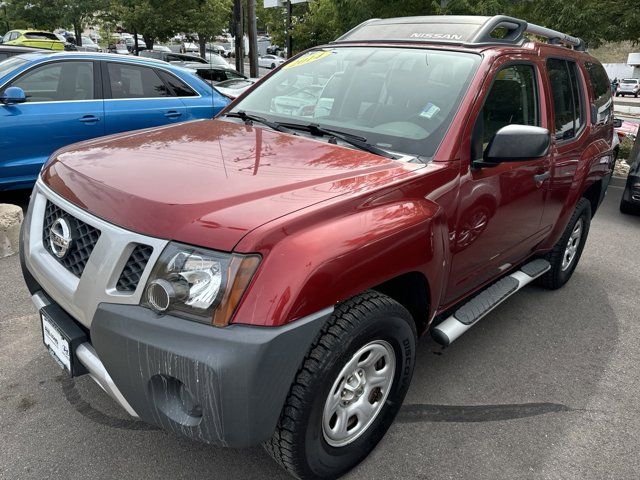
[0, 204, 23, 258]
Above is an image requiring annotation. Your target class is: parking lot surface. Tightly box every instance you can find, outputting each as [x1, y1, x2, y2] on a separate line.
[1, 185, 639, 480]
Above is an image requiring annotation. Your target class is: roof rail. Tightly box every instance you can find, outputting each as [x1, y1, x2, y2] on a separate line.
[333, 15, 586, 51]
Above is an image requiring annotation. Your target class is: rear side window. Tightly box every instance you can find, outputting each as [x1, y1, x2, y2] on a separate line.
[473, 63, 539, 158]
[24, 32, 59, 41]
[585, 62, 613, 124]
[547, 59, 584, 140]
[108, 63, 171, 98]
[0, 53, 8, 61]
[157, 70, 197, 97]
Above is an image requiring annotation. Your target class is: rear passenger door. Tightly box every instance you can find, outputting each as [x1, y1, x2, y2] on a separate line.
[102, 62, 187, 134]
[539, 58, 588, 229]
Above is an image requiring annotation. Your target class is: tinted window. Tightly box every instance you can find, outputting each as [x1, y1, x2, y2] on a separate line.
[585, 62, 612, 124]
[108, 63, 171, 98]
[195, 68, 226, 82]
[547, 59, 584, 140]
[0, 53, 8, 61]
[477, 64, 538, 155]
[157, 70, 197, 96]
[24, 32, 59, 41]
[10, 61, 94, 102]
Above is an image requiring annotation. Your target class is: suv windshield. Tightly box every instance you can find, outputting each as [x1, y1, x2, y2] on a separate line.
[231, 47, 480, 157]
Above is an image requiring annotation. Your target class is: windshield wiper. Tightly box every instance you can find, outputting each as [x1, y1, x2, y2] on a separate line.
[279, 122, 398, 160]
[224, 110, 295, 135]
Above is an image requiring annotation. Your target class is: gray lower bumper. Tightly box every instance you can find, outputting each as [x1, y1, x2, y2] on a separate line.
[90, 303, 332, 447]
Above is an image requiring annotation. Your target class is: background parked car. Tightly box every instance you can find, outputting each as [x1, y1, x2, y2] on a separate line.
[259, 54, 285, 69]
[0, 52, 229, 190]
[107, 43, 130, 55]
[183, 62, 246, 85]
[616, 78, 640, 97]
[139, 50, 206, 66]
[621, 133, 640, 215]
[213, 77, 257, 99]
[76, 36, 101, 53]
[1, 30, 64, 51]
[53, 33, 78, 51]
[0, 46, 45, 62]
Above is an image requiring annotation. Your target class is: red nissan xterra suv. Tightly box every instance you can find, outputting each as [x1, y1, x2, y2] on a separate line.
[21, 16, 614, 479]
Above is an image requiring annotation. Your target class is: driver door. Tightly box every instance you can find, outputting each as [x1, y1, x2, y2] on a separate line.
[445, 61, 552, 305]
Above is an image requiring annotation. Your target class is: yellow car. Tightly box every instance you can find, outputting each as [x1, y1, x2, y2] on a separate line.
[1, 30, 65, 51]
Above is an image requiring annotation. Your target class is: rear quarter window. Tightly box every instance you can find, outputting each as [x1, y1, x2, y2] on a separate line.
[585, 62, 613, 124]
[546, 58, 585, 141]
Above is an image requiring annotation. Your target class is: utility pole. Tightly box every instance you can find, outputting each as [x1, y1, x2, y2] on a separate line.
[233, 0, 244, 74]
[247, 0, 258, 77]
[285, 1, 292, 58]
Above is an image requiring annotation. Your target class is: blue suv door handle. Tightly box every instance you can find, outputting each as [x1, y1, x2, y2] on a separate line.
[79, 115, 100, 123]
[164, 110, 182, 119]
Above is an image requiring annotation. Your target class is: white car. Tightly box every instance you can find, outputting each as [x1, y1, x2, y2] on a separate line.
[259, 54, 285, 69]
[617, 78, 640, 97]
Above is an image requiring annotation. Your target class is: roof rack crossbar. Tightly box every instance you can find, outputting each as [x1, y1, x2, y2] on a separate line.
[525, 22, 585, 50]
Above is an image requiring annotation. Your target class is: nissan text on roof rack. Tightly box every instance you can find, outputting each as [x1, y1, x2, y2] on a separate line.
[21, 15, 615, 479]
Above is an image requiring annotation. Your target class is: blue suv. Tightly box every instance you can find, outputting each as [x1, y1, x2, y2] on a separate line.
[0, 52, 230, 190]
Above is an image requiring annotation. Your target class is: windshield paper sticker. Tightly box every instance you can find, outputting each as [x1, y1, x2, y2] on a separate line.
[284, 50, 332, 69]
[419, 103, 441, 119]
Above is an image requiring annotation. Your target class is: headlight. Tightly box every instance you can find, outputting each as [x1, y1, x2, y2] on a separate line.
[142, 242, 260, 327]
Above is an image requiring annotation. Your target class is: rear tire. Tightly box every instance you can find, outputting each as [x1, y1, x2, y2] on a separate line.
[271, 62, 276, 69]
[537, 198, 591, 290]
[264, 291, 417, 480]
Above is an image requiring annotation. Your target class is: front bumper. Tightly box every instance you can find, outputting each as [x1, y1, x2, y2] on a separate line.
[21, 181, 334, 447]
[24, 255, 332, 447]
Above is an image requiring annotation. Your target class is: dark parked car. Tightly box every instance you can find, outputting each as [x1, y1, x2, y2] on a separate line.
[621, 133, 640, 214]
[182, 62, 245, 84]
[139, 50, 206, 65]
[0, 45, 46, 61]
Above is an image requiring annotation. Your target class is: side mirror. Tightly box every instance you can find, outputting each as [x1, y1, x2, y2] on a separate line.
[613, 118, 623, 128]
[0, 86, 26, 105]
[477, 125, 550, 167]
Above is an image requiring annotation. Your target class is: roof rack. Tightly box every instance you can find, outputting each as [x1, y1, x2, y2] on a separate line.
[333, 15, 586, 51]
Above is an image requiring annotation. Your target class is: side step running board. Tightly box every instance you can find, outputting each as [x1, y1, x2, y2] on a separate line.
[432, 259, 551, 346]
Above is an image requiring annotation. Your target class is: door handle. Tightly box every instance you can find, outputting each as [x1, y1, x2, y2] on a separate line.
[533, 171, 551, 185]
[164, 110, 182, 118]
[79, 115, 100, 123]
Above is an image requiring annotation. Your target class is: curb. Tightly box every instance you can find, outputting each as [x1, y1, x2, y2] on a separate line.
[0, 204, 23, 258]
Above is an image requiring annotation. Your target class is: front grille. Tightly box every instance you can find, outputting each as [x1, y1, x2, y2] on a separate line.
[116, 244, 154, 292]
[42, 201, 101, 277]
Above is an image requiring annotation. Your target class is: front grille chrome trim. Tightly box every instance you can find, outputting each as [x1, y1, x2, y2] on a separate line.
[23, 179, 169, 328]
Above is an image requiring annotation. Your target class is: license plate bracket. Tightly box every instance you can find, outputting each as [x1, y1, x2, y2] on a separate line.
[40, 303, 88, 377]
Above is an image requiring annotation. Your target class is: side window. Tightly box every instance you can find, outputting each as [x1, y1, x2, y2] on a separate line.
[473, 64, 539, 158]
[107, 63, 171, 99]
[157, 70, 197, 96]
[585, 62, 613, 124]
[2, 32, 11, 43]
[546, 59, 584, 140]
[10, 61, 94, 102]
[0, 53, 8, 61]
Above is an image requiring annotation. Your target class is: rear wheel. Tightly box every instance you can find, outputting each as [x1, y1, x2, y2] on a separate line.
[264, 291, 417, 480]
[271, 62, 276, 69]
[537, 198, 591, 290]
[620, 198, 639, 214]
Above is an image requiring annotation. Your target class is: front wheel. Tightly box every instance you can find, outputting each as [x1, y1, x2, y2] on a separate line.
[264, 291, 417, 480]
[537, 198, 591, 290]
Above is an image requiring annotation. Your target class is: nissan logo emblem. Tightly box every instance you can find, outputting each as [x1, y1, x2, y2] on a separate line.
[49, 217, 74, 259]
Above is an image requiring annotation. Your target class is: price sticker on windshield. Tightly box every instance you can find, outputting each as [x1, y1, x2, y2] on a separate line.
[284, 50, 333, 69]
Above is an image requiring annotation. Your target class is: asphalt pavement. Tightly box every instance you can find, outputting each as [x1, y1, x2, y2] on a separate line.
[1, 185, 639, 480]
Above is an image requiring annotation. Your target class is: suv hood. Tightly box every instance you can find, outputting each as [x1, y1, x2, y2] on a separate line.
[43, 120, 424, 251]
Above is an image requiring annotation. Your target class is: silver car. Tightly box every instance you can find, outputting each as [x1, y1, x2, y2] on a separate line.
[617, 78, 640, 97]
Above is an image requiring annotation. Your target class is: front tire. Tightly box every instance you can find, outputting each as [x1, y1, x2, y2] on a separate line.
[264, 291, 417, 480]
[620, 198, 639, 214]
[537, 198, 591, 290]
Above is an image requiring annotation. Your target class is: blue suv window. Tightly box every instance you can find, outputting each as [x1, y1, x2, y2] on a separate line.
[10, 61, 95, 102]
[107, 63, 171, 99]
